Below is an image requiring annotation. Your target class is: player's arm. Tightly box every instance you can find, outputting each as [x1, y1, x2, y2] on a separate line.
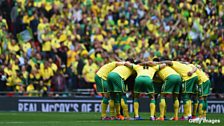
[114, 55, 123, 62]
[188, 65, 197, 76]
[116, 61, 125, 66]
[161, 60, 173, 66]
[159, 63, 166, 70]
[124, 62, 134, 68]
[139, 61, 157, 66]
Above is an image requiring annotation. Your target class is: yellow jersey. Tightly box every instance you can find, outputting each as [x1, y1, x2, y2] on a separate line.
[158, 66, 180, 80]
[96, 62, 117, 80]
[153, 74, 164, 84]
[171, 61, 197, 81]
[82, 63, 99, 83]
[41, 67, 53, 80]
[67, 50, 77, 67]
[133, 64, 159, 78]
[189, 64, 209, 85]
[8, 43, 20, 53]
[112, 66, 133, 80]
[42, 41, 51, 52]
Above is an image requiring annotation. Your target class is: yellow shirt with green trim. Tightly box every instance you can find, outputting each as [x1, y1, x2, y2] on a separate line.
[158, 66, 180, 80]
[41, 34, 52, 51]
[111, 66, 133, 80]
[8, 43, 20, 53]
[83, 63, 99, 83]
[51, 38, 60, 49]
[96, 62, 117, 80]
[22, 42, 31, 53]
[171, 61, 197, 81]
[153, 74, 164, 84]
[133, 64, 159, 78]
[189, 64, 209, 85]
[51, 63, 58, 73]
[67, 50, 77, 67]
[40, 67, 53, 80]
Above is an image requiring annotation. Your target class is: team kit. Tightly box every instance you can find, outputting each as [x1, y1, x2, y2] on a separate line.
[95, 58, 211, 121]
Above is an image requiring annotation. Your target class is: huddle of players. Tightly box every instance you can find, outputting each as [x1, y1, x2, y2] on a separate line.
[95, 58, 211, 121]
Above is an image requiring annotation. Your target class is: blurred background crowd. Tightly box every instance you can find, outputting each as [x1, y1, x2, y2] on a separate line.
[0, 0, 223, 97]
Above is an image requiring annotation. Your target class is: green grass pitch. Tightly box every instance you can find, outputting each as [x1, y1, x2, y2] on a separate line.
[0, 112, 223, 126]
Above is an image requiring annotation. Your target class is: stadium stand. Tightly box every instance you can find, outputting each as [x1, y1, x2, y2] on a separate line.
[0, 0, 223, 97]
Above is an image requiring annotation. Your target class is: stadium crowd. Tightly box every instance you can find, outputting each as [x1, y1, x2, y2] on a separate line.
[0, 0, 223, 96]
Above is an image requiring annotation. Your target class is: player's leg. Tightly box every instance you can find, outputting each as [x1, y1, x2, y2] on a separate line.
[172, 93, 179, 120]
[192, 94, 199, 119]
[145, 77, 156, 121]
[133, 76, 142, 120]
[110, 72, 125, 120]
[101, 93, 110, 120]
[121, 94, 130, 119]
[133, 93, 140, 119]
[95, 75, 110, 120]
[181, 77, 198, 120]
[109, 93, 116, 119]
[149, 94, 156, 120]
[188, 77, 199, 119]
[169, 75, 181, 120]
[157, 93, 166, 121]
[157, 80, 169, 120]
[157, 79, 170, 121]
[203, 96, 208, 119]
[198, 96, 204, 118]
[153, 81, 162, 119]
[107, 72, 120, 119]
[202, 80, 211, 120]
[181, 93, 190, 120]
[114, 93, 123, 120]
[157, 75, 177, 121]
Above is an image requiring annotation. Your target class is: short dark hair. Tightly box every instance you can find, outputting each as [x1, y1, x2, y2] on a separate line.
[153, 57, 160, 62]
[126, 58, 134, 63]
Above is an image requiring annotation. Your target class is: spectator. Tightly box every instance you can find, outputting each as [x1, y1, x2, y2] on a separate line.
[82, 57, 98, 89]
[0, 0, 223, 96]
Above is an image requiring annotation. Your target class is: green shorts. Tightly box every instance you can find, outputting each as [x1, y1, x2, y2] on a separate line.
[198, 80, 211, 97]
[95, 74, 108, 93]
[182, 76, 198, 94]
[134, 76, 154, 94]
[161, 74, 182, 94]
[107, 72, 125, 93]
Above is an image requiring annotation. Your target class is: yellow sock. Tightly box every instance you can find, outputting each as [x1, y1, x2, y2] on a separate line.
[173, 99, 179, 118]
[121, 98, 129, 117]
[101, 102, 108, 117]
[188, 100, 192, 116]
[183, 101, 189, 117]
[159, 98, 166, 118]
[203, 110, 206, 118]
[193, 102, 198, 116]
[150, 101, 156, 117]
[134, 100, 139, 117]
[198, 100, 204, 118]
[109, 100, 115, 117]
[164, 105, 167, 117]
[199, 103, 203, 117]
[115, 103, 121, 116]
